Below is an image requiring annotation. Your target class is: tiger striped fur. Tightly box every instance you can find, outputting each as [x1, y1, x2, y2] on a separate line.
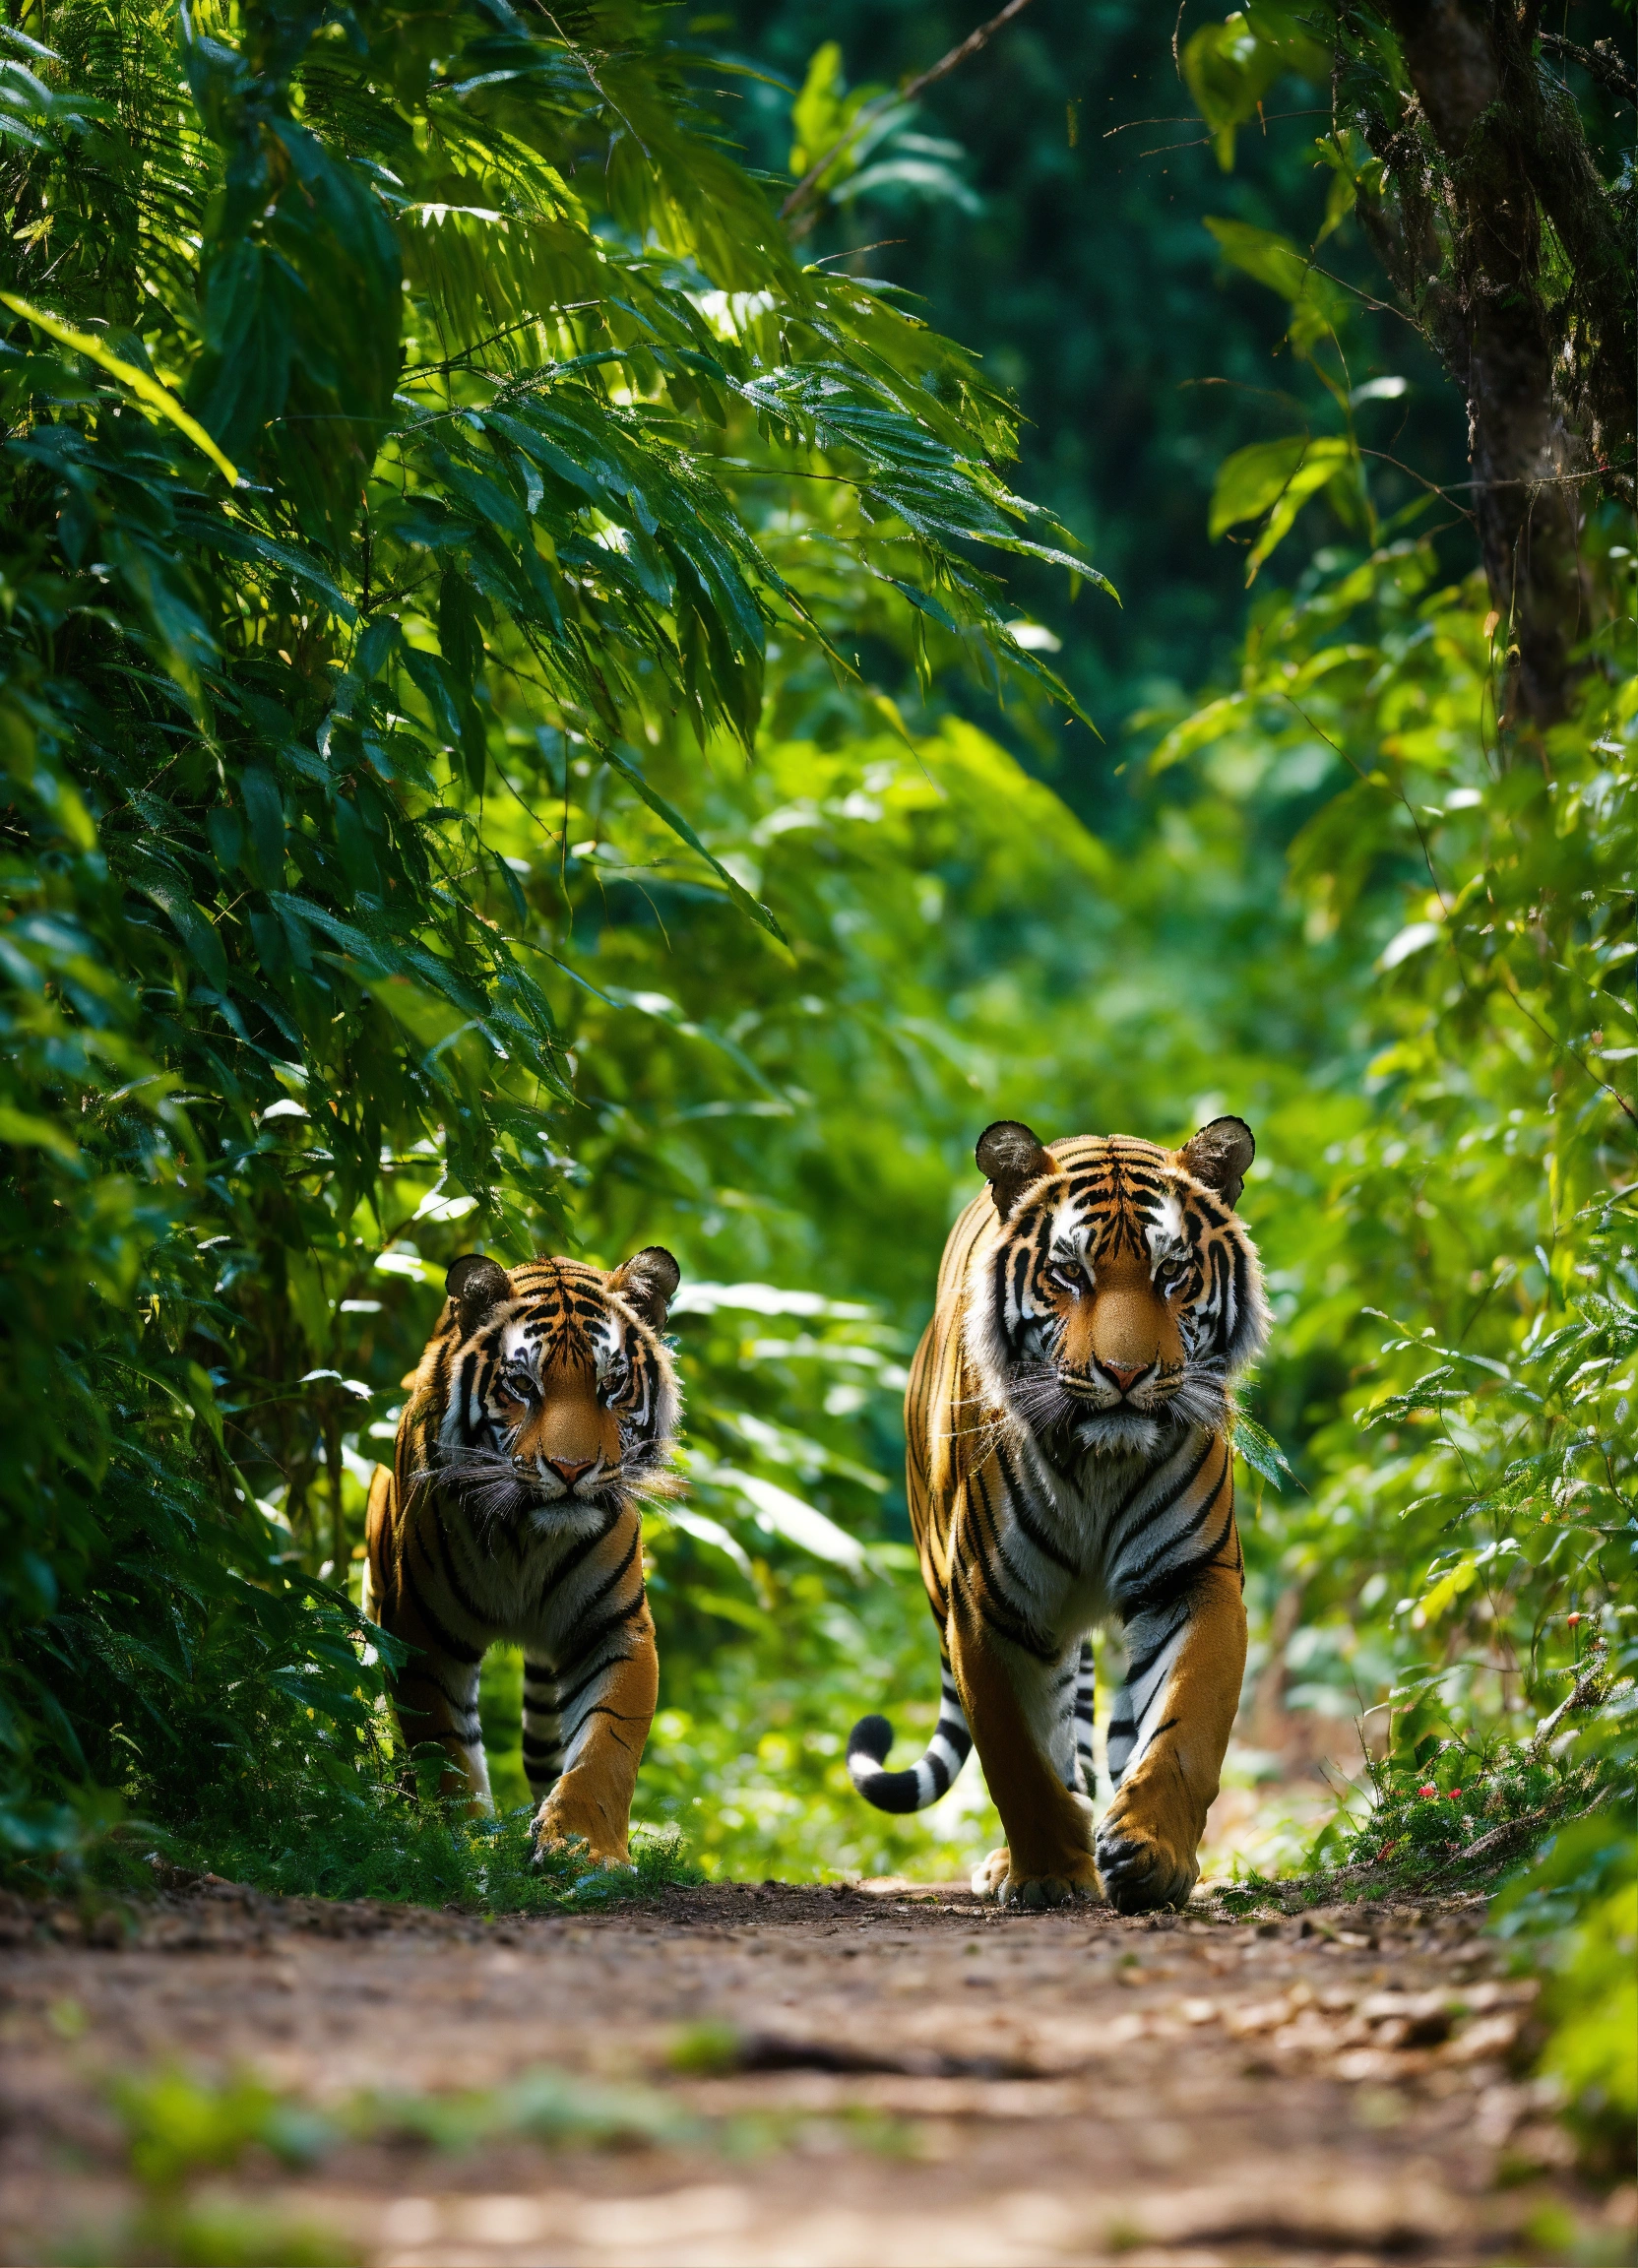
[849, 1117, 1268, 1913]
[363, 1246, 681, 1866]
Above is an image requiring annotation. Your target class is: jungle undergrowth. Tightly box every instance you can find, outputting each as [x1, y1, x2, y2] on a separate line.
[59, 1766, 700, 1918]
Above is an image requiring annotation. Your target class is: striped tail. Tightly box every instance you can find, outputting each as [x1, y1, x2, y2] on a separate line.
[848, 1659, 973, 1813]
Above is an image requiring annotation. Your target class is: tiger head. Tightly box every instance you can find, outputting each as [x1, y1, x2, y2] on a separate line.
[423, 1247, 682, 1524]
[967, 1117, 1269, 1460]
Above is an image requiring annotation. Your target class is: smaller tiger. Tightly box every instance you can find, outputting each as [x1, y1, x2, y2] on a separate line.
[363, 1246, 681, 1866]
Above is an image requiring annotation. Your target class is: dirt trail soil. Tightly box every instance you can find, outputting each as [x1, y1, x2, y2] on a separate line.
[0, 1877, 1625, 2266]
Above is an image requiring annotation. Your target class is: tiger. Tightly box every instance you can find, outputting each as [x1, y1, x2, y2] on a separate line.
[848, 1117, 1269, 1913]
[362, 1245, 681, 1866]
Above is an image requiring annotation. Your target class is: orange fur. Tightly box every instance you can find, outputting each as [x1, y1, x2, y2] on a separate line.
[850, 1120, 1267, 1912]
[364, 1250, 679, 1866]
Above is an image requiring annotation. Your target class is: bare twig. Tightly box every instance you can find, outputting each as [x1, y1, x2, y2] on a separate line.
[781, 0, 1039, 221]
[1538, 32, 1636, 108]
[1533, 1663, 1610, 1747]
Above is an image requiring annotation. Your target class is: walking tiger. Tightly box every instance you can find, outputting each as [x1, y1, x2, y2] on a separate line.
[848, 1117, 1269, 1912]
[363, 1246, 681, 1866]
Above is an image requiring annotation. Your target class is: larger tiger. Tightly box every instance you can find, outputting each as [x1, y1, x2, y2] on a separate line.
[363, 1246, 681, 1866]
[848, 1117, 1268, 1913]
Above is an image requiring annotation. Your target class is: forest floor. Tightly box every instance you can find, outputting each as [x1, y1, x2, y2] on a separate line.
[2, 1876, 1632, 2268]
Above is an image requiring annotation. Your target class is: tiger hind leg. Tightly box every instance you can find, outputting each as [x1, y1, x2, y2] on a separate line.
[1073, 1637, 1097, 1796]
[521, 1657, 563, 1803]
[364, 1465, 493, 1813]
[389, 1654, 492, 1812]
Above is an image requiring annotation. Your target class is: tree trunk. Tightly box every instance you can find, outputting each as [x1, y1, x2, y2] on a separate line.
[1366, 0, 1632, 727]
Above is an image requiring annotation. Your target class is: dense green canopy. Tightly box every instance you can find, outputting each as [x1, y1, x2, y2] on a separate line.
[1, 4, 1633, 2141]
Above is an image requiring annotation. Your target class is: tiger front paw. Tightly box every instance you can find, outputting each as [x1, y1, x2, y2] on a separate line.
[971, 1844, 1102, 1911]
[531, 1801, 632, 1872]
[1094, 1810, 1198, 1914]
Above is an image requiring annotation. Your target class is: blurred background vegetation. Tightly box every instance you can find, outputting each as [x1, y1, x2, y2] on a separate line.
[1, 0, 1632, 2168]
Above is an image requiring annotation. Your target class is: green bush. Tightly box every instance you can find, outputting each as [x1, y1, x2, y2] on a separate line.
[0, 0, 1086, 1868]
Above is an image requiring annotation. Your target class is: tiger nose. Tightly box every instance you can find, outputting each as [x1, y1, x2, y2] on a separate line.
[1099, 1359, 1149, 1395]
[546, 1456, 595, 1485]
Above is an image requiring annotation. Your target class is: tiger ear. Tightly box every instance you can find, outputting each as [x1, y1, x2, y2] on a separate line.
[976, 1120, 1056, 1222]
[609, 1245, 680, 1330]
[1179, 1116, 1255, 1210]
[446, 1253, 513, 1336]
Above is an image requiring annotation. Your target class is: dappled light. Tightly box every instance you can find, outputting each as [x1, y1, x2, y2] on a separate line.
[1, 0, 1632, 2260]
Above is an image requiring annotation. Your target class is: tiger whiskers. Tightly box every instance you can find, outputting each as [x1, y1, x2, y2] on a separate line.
[614, 1450, 685, 1504]
[1002, 1360, 1223, 1462]
[943, 1387, 1013, 1466]
[1166, 1362, 1230, 1434]
[1005, 1361, 1082, 1436]
[418, 1448, 538, 1538]
[417, 1440, 680, 1535]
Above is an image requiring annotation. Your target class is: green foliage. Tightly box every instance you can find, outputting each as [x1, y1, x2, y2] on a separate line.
[1181, 6, 1330, 173]
[1143, 29, 1636, 1867]
[75, 2051, 717, 2265]
[1337, 1734, 1604, 1882]
[1164, 5, 1636, 2169]
[726, 0, 1480, 752]
[1537, 1879, 1637, 2175]
[71, 2041, 919, 2261]
[4, 50, 1634, 2247]
[98, 1779, 693, 1913]
[0, 0, 1095, 1862]
[108, 2051, 702, 2181]
[1496, 1816, 1638, 2177]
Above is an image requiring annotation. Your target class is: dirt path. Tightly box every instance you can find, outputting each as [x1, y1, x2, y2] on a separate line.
[0, 1877, 1624, 2266]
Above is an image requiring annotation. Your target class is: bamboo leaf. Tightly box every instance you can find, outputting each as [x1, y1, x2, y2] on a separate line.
[2, 293, 238, 483]
[600, 745, 788, 945]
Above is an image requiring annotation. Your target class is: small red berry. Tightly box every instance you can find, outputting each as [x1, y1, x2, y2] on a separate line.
[1418, 1784, 1437, 1797]
[1566, 1612, 1582, 1626]
[1447, 1788, 1462, 1799]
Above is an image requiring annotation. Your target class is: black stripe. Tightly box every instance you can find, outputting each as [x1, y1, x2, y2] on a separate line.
[1119, 1449, 1231, 1597]
[554, 1650, 625, 1712]
[401, 1568, 484, 1666]
[974, 1591, 1057, 1663]
[1121, 1607, 1190, 1690]
[417, 1504, 491, 1629]
[962, 1560, 1050, 1656]
[1009, 1238, 1032, 1324]
[581, 1524, 641, 1607]
[1116, 1452, 1230, 1605]
[535, 1507, 622, 1610]
[1107, 1432, 1218, 1557]
[571, 1703, 651, 1735]
[557, 1575, 649, 1668]
[968, 1464, 1039, 1617]
[1121, 1504, 1237, 1619]
[998, 1443, 1078, 1573]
